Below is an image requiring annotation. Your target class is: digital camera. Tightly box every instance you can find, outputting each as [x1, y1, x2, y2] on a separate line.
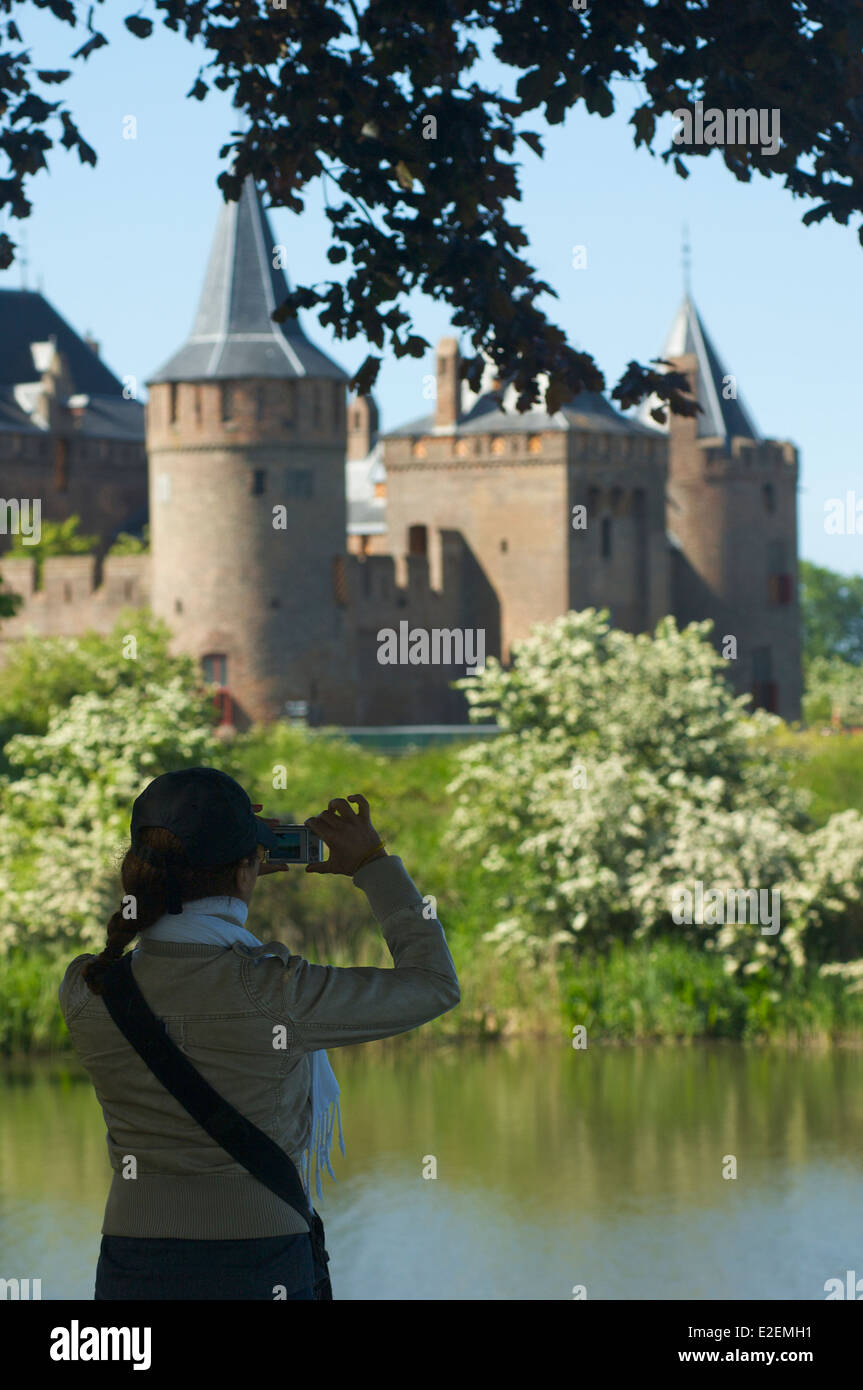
[264, 824, 324, 865]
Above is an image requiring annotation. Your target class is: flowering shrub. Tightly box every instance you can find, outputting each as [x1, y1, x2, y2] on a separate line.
[0, 678, 218, 952]
[448, 610, 863, 981]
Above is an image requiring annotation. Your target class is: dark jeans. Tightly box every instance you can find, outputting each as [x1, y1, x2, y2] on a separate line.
[95, 1228, 329, 1301]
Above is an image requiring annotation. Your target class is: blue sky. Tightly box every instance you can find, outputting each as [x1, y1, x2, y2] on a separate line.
[2, 6, 861, 575]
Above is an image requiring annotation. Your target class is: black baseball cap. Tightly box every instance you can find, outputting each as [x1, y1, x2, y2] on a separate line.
[130, 767, 280, 866]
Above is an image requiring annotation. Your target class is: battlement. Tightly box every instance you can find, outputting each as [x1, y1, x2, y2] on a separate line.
[669, 432, 799, 484]
[0, 552, 151, 647]
[702, 436, 797, 472]
[385, 424, 666, 470]
[336, 530, 467, 621]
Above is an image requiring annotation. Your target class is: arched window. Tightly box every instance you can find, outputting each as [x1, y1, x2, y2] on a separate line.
[202, 653, 232, 725]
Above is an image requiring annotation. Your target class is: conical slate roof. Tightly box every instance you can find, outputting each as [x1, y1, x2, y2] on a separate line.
[639, 295, 759, 441]
[148, 176, 347, 384]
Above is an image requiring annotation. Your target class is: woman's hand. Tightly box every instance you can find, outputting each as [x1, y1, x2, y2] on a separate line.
[304, 794, 386, 876]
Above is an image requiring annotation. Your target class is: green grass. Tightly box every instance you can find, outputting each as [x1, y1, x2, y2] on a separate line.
[769, 727, 863, 826]
[563, 938, 863, 1045]
[0, 949, 73, 1055]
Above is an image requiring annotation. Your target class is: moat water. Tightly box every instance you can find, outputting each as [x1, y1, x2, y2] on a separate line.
[2, 1040, 861, 1300]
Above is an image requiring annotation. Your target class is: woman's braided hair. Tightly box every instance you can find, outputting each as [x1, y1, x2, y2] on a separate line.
[83, 825, 258, 996]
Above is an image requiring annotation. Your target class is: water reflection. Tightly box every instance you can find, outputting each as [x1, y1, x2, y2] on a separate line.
[2, 1042, 861, 1299]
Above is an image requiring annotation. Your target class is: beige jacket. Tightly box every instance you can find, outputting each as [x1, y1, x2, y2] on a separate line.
[58, 854, 460, 1240]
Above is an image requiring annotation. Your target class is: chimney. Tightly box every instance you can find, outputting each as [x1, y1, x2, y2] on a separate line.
[435, 337, 460, 429]
[347, 394, 379, 461]
[84, 332, 100, 357]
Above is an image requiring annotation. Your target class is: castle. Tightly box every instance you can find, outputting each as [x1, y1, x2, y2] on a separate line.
[0, 177, 802, 726]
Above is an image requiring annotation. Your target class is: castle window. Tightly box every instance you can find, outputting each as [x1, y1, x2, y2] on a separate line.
[63, 582, 72, 602]
[500, 538, 508, 553]
[333, 556, 348, 605]
[54, 438, 69, 492]
[194, 385, 202, 425]
[283, 381, 295, 426]
[528, 435, 543, 454]
[763, 482, 775, 513]
[255, 386, 266, 422]
[175, 598, 183, 614]
[202, 654, 231, 725]
[169, 383, 178, 424]
[491, 437, 506, 455]
[202, 653, 228, 686]
[252, 470, 266, 496]
[220, 383, 234, 422]
[313, 386, 322, 426]
[767, 540, 792, 604]
[601, 517, 612, 559]
[751, 647, 778, 713]
[408, 524, 428, 556]
[412, 440, 427, 458]
[124, 579, 134, 600]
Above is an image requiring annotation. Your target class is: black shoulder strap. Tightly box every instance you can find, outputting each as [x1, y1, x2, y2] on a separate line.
[100, 951, 313, 1229]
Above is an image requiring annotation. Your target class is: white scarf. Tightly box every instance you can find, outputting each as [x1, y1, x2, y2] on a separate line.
[135, 895, 345, 1207]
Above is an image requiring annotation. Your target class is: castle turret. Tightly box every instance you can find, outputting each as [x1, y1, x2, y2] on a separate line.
[644, 295, 802, 721]
[145, 175, 353, 728]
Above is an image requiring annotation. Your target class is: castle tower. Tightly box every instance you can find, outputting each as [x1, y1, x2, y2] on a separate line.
[382, 338, 669, 666]
[145, 176, 353, 728]
[644, 295, 802, 720]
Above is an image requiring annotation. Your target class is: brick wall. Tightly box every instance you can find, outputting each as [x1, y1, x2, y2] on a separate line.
[0, 431, 147, 555]
[0, 552, 151, 662]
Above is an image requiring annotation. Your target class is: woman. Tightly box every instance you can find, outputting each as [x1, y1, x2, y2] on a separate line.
[58, 766, 460, 1300]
